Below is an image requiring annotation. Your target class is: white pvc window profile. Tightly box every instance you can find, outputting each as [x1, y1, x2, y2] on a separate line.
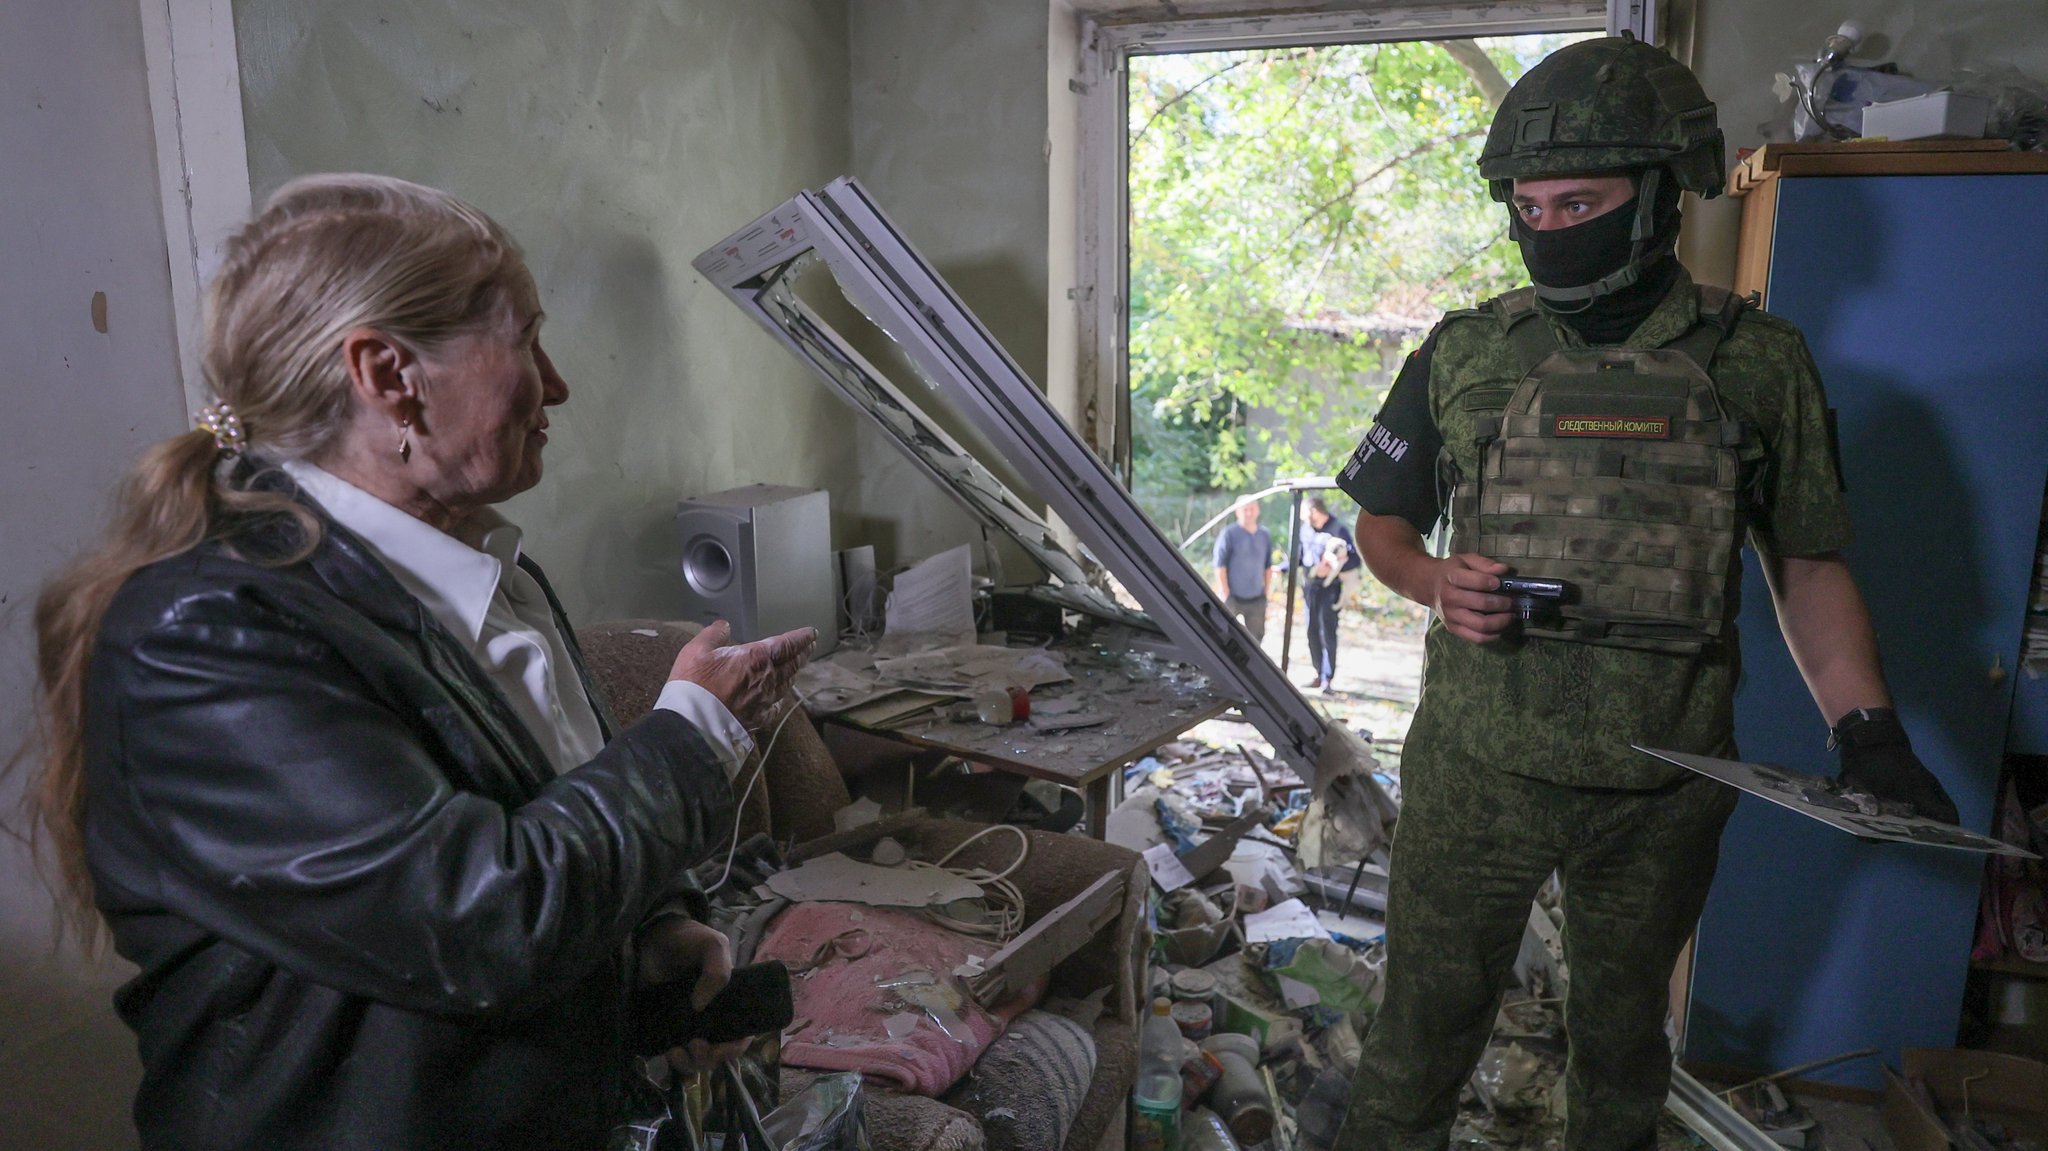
[695, 177, 1338, 781]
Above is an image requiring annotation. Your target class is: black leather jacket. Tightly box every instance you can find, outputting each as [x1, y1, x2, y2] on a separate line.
[83, 498, 734, 1150]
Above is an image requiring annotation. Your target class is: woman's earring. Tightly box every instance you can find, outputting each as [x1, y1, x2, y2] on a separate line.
[397, 419, 412, 463]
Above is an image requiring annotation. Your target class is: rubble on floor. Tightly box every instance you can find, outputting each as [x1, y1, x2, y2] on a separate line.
[1119, 732, 1905, 1151]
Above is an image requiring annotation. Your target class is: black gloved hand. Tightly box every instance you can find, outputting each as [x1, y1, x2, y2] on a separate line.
[1833, 707, 1959, 825]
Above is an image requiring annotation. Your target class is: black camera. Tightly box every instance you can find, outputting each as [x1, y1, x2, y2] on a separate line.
[1497, 576, 1570, 622]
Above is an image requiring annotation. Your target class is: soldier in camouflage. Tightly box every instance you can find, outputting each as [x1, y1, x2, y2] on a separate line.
[1331, 35, 1958, 1151]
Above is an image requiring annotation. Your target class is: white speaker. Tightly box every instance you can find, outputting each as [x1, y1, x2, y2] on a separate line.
[676, 484, 839, 655]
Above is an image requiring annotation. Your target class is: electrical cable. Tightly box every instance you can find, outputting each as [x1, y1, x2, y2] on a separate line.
[931, 823, 1031, 881]
[708, 699, 1035, 943]
[707, 697, 804, 896]
[909, 824, 1033, 942]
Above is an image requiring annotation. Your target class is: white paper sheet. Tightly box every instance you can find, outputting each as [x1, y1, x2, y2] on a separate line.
[883, 545, 977, 648]
[1142, 842, 1196, 893]
[1243, 897, 1333, 943]
[871, 642, 1069, 692]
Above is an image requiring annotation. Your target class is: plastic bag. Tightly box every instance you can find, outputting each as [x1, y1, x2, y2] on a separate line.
[762, 1072, 870, 1151]
[1954, 65, 2048, 150]
[611, 1057, 806, 1151]
[1266, 936, 1384, 1014]
[1771, 62, 1935, 141]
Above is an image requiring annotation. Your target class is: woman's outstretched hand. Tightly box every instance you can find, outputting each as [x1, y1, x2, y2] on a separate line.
[667, 621, 817, 730]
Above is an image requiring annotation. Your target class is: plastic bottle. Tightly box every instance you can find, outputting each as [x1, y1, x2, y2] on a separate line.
[1140, 994, 1186, 1078]
[1294, 1066, 1354, 1151]
[1131, 997, 1184, 1151]
[1184, 1107, 1244, 1151]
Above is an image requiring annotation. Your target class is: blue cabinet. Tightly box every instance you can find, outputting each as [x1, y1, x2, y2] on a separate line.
[1687, 166, 2048, 1091]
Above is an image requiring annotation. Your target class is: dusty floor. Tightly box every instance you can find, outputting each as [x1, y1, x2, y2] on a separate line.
[1185, 587, 1427, 773]
[1795, 1092, 1895, 1151]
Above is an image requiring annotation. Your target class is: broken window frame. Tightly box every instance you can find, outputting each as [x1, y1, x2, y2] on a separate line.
[694, 177, 1332, 781]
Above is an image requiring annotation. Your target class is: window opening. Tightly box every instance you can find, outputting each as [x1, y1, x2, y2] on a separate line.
[1121, 29, 1601, 770]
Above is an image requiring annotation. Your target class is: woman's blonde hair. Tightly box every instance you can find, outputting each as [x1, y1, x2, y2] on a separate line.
[22, 174, 529, 945]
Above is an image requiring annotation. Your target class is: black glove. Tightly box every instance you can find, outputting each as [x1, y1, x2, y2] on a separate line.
[1833, 707, 1959, 825]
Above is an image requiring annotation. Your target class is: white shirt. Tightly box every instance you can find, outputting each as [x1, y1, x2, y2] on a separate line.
[281, 461, 753, 778]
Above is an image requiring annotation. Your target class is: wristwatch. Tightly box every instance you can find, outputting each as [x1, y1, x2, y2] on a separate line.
[1828, 705, 1903, 751]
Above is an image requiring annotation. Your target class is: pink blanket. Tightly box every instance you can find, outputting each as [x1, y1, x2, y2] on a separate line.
[757, 902, 1042, 1096]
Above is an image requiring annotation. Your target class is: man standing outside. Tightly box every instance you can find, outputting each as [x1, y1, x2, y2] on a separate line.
[1330, 36, 1957, 1151]
[1300, 496, 1361, 694]
[1214, 497, 1276, 644]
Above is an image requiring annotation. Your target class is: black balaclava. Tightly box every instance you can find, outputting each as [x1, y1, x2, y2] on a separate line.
[1510, 168, 1685, 343]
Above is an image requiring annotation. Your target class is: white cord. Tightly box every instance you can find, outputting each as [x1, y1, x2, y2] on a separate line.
[932, 823, 1031, 882]
[915, 824, 1033, 942]
[707, 715, 1035, 943]
[707, 699, 802, 895]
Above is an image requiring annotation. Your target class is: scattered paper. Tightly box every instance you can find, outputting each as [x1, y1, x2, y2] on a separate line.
[833, 797, 883, 832]
[1142, 842, 1196, 893]
[764, 852, 984, 907]
[883, 545, 976, 648]
[631, 628, 660, 637]
[1223, 838, 1306, 898]
[1243, 898, 1333, 943]
[838, 690, 951, 729]
[872, 643, 1070, 693]
[795, 655, 890, 712]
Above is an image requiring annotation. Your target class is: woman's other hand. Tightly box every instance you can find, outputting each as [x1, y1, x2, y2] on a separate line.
[637, 916, 750, 1073]
[667, 621, 817, 730]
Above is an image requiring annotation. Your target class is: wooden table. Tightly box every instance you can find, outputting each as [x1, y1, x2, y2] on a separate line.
[821, 640, 1237, 837]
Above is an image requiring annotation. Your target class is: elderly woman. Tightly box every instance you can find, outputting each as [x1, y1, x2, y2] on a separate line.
[27, 174, 812, 1150]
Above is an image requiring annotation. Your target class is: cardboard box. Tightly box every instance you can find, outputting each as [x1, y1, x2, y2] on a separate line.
[1861, 91, 1992, 141]
[1882, 1048, 2048, 1151]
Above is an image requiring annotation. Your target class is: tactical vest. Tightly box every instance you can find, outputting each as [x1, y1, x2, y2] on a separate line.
[1447, 286, 1750, 655]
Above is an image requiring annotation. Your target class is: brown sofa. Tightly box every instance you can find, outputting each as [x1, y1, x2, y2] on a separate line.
[580, 620, 1144, 1151]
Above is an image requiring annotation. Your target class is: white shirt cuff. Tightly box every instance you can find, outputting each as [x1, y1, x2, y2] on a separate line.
[653, 680, 756, 780]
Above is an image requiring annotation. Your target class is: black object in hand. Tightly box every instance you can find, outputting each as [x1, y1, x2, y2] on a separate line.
[1497, 576, 1569, 622]
[1834, 707, 1960, 825]
[629, 961, 794, 1056]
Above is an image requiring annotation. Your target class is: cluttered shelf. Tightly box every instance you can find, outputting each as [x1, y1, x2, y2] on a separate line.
[801, 627, 1238, 790]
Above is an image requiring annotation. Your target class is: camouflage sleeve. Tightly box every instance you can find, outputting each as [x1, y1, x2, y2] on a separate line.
[1335, 329, 1445, 536]
[1749, 326, 1854, 557]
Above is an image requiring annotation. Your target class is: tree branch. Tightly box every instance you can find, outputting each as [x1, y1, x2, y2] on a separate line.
[1427, 229, 1511, 292]
[1433, 39, 1510, 109]
[1132, 49, 1318, 149]
[1134, 60, 1248, 149]
[1248, 128, 1486, 274]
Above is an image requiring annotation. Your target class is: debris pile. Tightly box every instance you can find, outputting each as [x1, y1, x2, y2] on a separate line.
[1115, 733, 1892, 1151]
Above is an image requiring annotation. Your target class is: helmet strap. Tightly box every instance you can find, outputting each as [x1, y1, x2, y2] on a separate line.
[1531, 167, 1674, 313]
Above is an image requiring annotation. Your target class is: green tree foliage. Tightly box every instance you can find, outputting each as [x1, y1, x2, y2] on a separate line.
[1129, 34, 1591, 497]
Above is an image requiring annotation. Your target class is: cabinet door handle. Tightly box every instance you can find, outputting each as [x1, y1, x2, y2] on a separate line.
[1989, 653, 2009, 686]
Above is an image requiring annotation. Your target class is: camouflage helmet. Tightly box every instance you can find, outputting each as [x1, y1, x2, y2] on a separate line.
[1479, 34, 1725, 202]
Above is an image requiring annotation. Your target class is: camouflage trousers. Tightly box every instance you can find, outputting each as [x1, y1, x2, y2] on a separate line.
[1336, 753, 1738, 1151]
